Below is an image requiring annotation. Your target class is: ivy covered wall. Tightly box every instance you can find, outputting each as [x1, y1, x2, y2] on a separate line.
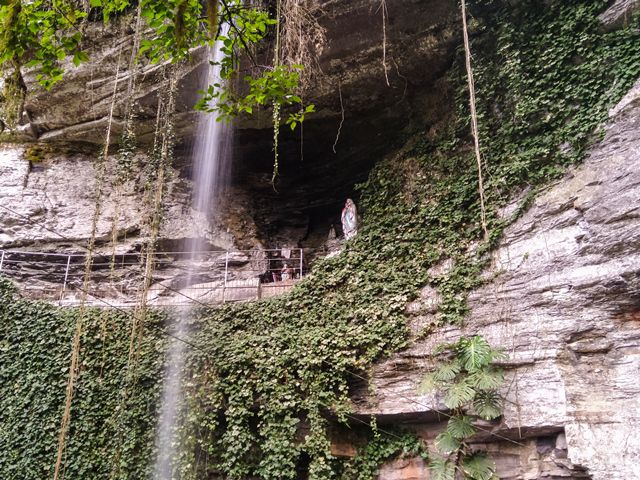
[0, 280, 167, 479]
[1, 1, 639, 479]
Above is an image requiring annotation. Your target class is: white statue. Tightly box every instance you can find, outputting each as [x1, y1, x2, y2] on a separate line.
[341, 198, 358, 240]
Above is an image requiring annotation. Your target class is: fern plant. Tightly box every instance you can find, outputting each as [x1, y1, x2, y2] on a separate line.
[419, 336, 506, 480]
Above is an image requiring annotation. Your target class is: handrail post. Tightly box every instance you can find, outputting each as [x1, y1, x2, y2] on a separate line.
[59, 254, 71, 305]
[299, 248, 303, 279]
[223, 251, 229, 303]
[0, 250, 5, 273]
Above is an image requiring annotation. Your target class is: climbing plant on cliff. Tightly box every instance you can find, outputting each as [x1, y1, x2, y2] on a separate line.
[0, 279, 167, 479]
[2, 2, 640, 480]
[0, 0, 86, 127]
[172, 2, 640, 478]
[339, 432, 428, 479]
[419, 336, 505, 480]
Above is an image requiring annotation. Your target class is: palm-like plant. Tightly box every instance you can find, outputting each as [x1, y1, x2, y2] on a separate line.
[419, 335, 506, 480]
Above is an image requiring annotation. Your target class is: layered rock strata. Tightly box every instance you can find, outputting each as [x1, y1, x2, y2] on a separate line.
[353, 79, 640, 480]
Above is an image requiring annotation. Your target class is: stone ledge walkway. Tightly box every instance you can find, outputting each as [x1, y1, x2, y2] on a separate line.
[0, 248, 305, 308]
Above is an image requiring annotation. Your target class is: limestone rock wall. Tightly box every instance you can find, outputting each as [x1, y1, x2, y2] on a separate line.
[0, 144, 267, 304]
[2, 1, 461, 252]
[0, 145, 233, 250]
[598, 0, 640, 29]
[14, 20, 206, 145]
[354, 78, 640, 480]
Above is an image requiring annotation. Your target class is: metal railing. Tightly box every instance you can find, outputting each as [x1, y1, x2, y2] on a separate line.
[0, 248, 306, 308]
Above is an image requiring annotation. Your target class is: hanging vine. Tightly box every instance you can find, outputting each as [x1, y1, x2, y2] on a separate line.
[461, 0, 488, 240]
[108, 1, 144, 276]
[52, 32, 122, 480]
[109, 65, 178, 477]
[379, 0, 390, 86]
[271, 0, 282, 184]
[1, 1, 319, 178]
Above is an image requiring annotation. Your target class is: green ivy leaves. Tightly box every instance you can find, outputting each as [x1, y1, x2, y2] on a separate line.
[0, 0, 312, 131]
[340, 432, 428, 480]
[0, 0, 88, 89]
[0, 278, 166, 480]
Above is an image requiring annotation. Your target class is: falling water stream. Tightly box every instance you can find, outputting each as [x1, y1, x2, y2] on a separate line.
[153, 25, 232, 479]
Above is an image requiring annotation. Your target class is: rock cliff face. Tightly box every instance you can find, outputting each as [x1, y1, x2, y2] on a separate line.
[0, 0, 459, 304]
[352, 79, 640, 480]
[0, 147, 226, 250]
[3, 0, 460, 249]
[2, 1, 640, 479]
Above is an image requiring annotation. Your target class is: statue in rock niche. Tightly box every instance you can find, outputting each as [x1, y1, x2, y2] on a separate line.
[341, 198, 358, 240]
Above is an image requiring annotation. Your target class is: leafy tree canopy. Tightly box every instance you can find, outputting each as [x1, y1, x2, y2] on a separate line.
[0, 0, 311, 129]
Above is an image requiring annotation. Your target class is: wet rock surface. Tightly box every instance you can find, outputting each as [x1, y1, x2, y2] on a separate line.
[0, 145, 232, 251]
[18, 21, 206, 145]
[0, 144, 255, 304]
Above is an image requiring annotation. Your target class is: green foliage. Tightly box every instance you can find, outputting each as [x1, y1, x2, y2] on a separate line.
[461, 453, 498, 480]
[116, 123, 137, 182]
[192, 6, 315, 137]
[197, 64, 315, 129]
[420, 336, 504, 480]
[0, 0, 312, 171]
[139, 0, 207, 61]
[89, 0, 131, 23]
[2, 2, 640, 479]
[0, 277, 167, 480]
[24, 144, 49, 163]
[0, 1, 311, 120]
[430, 457, 457, 480]
[0, 0, 87, 89]
[421, 336, 505, 419]
[176, 0, 640, 460]
[411, 0, 640, 323]
[339, 432, 427, 479]
[463, 0, 640, 190]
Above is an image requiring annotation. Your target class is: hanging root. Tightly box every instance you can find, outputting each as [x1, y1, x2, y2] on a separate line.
[379, 0, 390, 86]
[461, 0, 488, 239]
[0, 65, 26, 130]
[271, 101, 281, 187]
[268, 1, 327, 180]
[109, 0, 141, 276]
[1, 1, 26, 128]
[124, 0, 143, 114]
[109, 68, 177, 478]
[271, 0, 282, 185]
[52, 38, 122, 480]
[175, 0, 187, 49]
[280, 0, 326, 92]
[132, 66, 177, 401]
[332, 81, 344, 154]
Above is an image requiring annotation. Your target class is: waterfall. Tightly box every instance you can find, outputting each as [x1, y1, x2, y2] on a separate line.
[152, 25, 232, 479]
